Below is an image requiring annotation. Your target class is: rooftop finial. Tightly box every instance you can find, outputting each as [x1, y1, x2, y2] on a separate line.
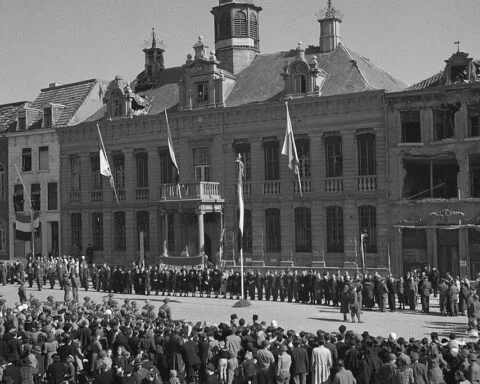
[151, 27, 156, 49]
[454, 40, 460, 52]
[318, 0, 343, 20]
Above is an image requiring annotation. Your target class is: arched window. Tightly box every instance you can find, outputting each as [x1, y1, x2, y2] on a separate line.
[219, 12, 231, 38]
[0, 164, 4, 200]
[294, 74, 307, 94]
[249, 13, 258, 39]
[234, 11, 247, 37]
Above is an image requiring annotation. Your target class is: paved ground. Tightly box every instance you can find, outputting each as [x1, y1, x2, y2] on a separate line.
[0, 284, 471, 341]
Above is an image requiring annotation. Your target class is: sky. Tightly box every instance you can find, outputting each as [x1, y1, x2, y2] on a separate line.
[0, 0, 479, 105]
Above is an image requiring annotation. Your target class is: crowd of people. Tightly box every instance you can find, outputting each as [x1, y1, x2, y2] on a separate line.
[0, 278, 479, 384]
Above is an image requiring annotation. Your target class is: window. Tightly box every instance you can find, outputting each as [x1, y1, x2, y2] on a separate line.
[13, 185, 24, 212]
[71, 213, 82, 250]
[357, 133, 376, 176]
[325, 135, 342, 177]
[234, 11, 247, 37]
[159, 149, 175, 184]
[91, 154, 103, 190]
[297, 139, 311, 178]
[0, 219, 6, 254]
[92, 212, 103, 251]
[264, 141, 279, 181]
[401, 110, 421, 143]
[265, 208, 281, 253]
[39, 146, 49, 171]
[468, 105, 480, 137]
[237, 209, 252, 253]
[22, 148, 32, 172]
[0, 164, 4, 200]
[294, 75, 307, 94]
[137, 211, 150, 251]
[70, 156, 81, 191]
[326, 206, 343, 252]
[31, 183, 40, 211]
[48, 182, 57, 210]
[196, 82, 209, 105]
[113, 153, 125, 189]
[249, 13, 258, 39]
[359, 205, 377, 253]
[295, 207, 311, 252]
[136, 152, 148, 187]
[18, 113, 26, 131]
[44, 107, 52, 127]
[193, 147, 210, 182]
[113, 100, 121, 117]
[167, 213, 175, 252]
[219, 12, 231, 38]
[403, 158, 459, 199]
[471, 155, 480, 198]
[433, 106, 458, 141]
[114, 211, 126, 251]
[235, 144, 251, 181]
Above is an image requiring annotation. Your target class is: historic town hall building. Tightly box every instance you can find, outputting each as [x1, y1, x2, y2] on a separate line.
[57, 0, 406, 271]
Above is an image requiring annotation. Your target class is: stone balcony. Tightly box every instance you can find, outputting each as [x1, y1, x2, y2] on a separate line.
[158, 182, 223, 202]
[357, 175, 377, 191]
[324, 177, 343, 193]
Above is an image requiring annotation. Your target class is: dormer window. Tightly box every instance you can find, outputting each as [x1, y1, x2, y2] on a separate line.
[18, 112, 26, 131]
[44, 107, 52, 127]
[451, 65, 469, 83]
[294, 75, 307, 94]
[113, 99, 122, 117]
[196, 82, 209, 105]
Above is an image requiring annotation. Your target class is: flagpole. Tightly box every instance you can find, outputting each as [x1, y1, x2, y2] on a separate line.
[97, 125, 119, 205]
[14, 163, 35, 258]
[164, 110, 181, 199]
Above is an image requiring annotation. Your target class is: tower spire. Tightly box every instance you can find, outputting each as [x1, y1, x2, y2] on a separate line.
[151, 27, 156, 49]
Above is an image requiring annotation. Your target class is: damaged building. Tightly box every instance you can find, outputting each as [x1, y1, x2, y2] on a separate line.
[386, 49, 480, 277]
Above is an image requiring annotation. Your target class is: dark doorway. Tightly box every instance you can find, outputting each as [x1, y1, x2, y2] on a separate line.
[437, 228, 459, 277]
[204, 234, 212, 261]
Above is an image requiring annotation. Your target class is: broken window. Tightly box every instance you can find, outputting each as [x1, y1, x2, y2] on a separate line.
[470, 155, 480, 198]
[403, 157, 459, 199]
[468, 104, 480, 137]
[400, 110, 421, 143]
[451, 65, 469, 83]
[433, 104, 460, 141]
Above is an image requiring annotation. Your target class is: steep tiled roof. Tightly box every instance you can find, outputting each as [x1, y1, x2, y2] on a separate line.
[0, 101, 28, 133]
[30, 79, 102, 128]
[405, 72, 444, 91]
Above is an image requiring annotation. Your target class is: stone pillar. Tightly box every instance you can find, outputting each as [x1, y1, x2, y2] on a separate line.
[427, 228, 438, 269]
[197, 210, 205, 255]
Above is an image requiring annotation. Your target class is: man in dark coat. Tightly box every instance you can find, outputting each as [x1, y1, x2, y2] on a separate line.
[409, 351, 429, 384]
[290, 339, 309, 384]
[47, 354, 66, 384]
[183, 335, 202, 382]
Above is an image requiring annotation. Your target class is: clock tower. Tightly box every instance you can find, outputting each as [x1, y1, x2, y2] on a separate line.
[210, 0, 262, 75]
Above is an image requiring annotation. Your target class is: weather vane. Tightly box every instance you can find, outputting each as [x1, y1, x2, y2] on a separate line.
[454, 41, 460, 52]
[143, 27, 165, 50]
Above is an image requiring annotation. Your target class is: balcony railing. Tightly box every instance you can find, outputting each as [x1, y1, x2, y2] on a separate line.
[136, 188, 150, 201]
[234, 181, 252, 197]
[113, 190, 126, 201]
[324, 177, 343, 193]
[70, 191, 81, 203]
[91, 191, 103, 202]
[159, 182, 222, 201]
[263, 180, 281, 195]
[294, 179, 312, 195]
[357, 175, 377, 191]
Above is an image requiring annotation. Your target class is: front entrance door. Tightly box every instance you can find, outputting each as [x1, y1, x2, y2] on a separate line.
[437, 228, 459, 277]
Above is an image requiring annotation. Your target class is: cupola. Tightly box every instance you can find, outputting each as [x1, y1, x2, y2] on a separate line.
[318, 0, 343, 53]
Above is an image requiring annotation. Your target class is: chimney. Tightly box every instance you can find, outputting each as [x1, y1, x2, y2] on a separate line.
[318, 0, 343, 53]
[49, 82, 62, 88]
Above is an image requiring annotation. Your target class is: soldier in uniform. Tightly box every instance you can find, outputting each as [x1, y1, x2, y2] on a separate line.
[201, 268, 211, 298]
[144, 266, 152, 296]
[449, 279, 460, 316]
[71, 271, 81, 302]
[80, 257, 89, 291]
[376, 277, 388, 312]
[246, 270, 256, 300]
[272, 271, 280, 301]
[188, 267, 198, 297]
[63, 270, 72, 302]
[264, 271, 273, 301]
[26, 261, 34, 288]
[286, 270, 294, 303]
[212, 267, 221, 298]
[386, 275, 397, 312]
[438, 278, 449, 315]
[34, 260, 43, 291]
[420, 275, 433, 313]
[256, 270, 264, 301]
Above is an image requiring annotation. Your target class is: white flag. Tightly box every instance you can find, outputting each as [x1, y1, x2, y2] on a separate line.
[282, 102, 302, 196]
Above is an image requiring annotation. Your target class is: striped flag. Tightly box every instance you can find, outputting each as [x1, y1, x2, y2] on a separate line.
[281, 102, 302, 196]
[236, 154, 245, 236]
[15, 212, 39, 241]
[165, 110, 181, 198]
